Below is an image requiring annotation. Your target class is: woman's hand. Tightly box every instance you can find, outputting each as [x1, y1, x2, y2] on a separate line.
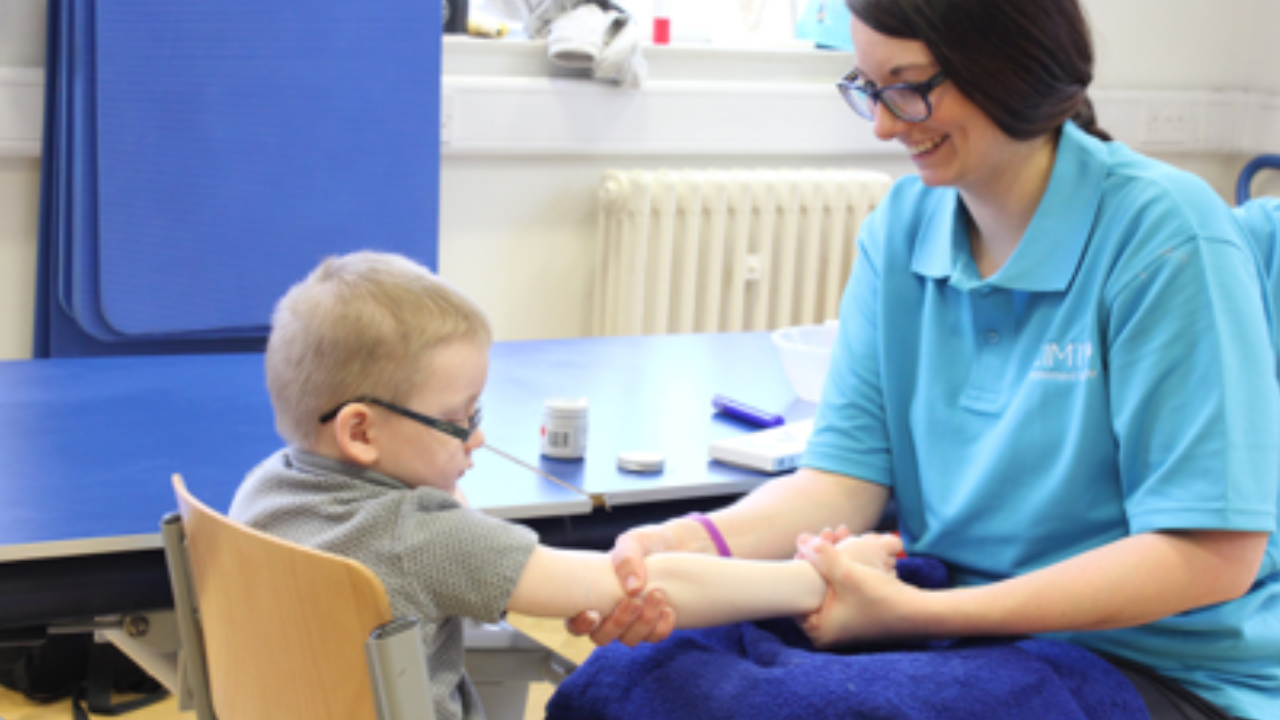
[564, 524, 677, 646]
[795, 533, 917, 649]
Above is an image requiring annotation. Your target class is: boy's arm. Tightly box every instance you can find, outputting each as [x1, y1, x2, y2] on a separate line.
[508, 536, 899, 628]
[507, 547, 624, 620]
[638, 554, 827, 627]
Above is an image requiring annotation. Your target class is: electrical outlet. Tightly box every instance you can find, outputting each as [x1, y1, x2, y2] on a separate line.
[1142, 103, 1193, 146]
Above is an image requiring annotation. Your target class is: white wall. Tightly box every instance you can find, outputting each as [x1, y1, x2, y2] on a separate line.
[1252, 0, 1280, 93]
[0, 0, 44, 66]
[0, 157, 38, 358]
[0, 0, 45, 359]
[2, 3, 1279, 356]
[1089, 0, 1253, 89]
[1087, 0, 1280, 91]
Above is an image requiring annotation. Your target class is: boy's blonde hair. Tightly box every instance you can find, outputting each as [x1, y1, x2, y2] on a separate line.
[266, 251, 492, 448]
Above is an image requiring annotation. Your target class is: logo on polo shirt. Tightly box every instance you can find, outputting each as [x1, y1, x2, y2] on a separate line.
[1030, 341, 1097, 381]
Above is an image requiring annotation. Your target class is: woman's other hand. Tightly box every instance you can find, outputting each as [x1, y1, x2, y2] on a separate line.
[796, 533, 916, 649]
[564, 524, 677, 646]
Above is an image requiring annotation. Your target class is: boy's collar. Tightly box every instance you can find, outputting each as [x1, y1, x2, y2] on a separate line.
[286, 447, 409, 491]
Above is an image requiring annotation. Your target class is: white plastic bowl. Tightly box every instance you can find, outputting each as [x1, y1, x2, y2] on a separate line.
[772, 322, 838, 403]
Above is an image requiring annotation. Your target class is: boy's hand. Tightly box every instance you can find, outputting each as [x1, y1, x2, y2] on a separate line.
[793, 527, 900, 575]
[833, 532, 901, 576]
[793, 524, 854, 558]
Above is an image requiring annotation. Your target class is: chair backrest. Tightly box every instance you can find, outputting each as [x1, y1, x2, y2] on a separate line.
[1235, 154, 1280, 205]
[171, 474, 394, 720]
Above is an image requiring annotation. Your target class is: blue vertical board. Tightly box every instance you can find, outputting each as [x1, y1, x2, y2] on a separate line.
[94, 0, 441, 336]
[35, 0, 442, 355]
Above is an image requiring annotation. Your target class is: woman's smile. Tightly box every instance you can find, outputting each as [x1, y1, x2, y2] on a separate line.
[906, 135, 948, 159]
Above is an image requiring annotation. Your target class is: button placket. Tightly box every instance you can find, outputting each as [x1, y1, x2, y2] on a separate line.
[962, 289, 1013, 412]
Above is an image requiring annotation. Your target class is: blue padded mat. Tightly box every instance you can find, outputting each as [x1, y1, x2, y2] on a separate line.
[83, 0, 439, 337]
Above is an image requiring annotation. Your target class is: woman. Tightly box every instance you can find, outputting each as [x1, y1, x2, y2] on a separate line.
[572, 1, 1280, 718]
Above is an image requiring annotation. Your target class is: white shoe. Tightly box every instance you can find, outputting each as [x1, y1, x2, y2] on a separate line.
[547, 3, 608, 68]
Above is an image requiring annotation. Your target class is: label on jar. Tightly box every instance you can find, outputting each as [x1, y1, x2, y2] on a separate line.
[541, 398, 588, 459]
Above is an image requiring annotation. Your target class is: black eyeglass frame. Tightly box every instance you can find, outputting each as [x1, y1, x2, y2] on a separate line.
[836, 70, 949, 123]
[318, 396, 482, 443]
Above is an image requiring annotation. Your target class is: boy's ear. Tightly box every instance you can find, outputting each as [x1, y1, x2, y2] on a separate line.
[330, 404, 380, 465]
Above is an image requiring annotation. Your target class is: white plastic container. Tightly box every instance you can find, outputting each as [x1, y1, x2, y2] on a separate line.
[541, 398, 589, 459]
[771, 322, 838, 403]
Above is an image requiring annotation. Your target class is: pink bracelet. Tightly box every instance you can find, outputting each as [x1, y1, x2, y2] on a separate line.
[687, 513, 732, 558]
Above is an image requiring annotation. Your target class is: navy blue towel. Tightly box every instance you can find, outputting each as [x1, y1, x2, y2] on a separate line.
[546, 557, 1147, 720]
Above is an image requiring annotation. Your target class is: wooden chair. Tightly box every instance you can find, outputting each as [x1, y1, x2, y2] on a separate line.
[162, 474, 434, 720]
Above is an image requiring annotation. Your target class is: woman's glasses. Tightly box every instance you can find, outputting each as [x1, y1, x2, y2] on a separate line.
[836, 70, 948, 123]
[318, 397, 482, 443]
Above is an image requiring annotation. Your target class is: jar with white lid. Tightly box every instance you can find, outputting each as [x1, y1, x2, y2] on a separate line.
[541, 398, 588, 459]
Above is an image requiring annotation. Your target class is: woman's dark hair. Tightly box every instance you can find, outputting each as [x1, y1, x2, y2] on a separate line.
[846, 0, 1111, 142]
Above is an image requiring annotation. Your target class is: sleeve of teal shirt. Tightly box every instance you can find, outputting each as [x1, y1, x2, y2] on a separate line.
[1107, 224, 1280, 535]
[802, 206, 894, 487]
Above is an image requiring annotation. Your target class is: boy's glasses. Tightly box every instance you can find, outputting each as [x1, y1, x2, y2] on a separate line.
[316, 396, 612, 508]
[318, 396, 482, 443]
[836, 70, 948, 123]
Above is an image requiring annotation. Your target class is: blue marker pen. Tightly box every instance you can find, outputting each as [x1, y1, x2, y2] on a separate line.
[712, 394, 785, 428]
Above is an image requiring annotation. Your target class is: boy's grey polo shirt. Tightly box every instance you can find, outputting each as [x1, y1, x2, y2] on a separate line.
[230, 448, 539, 720]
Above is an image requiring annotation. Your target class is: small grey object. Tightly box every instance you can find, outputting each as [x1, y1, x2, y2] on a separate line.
[617, 451, 665, 473]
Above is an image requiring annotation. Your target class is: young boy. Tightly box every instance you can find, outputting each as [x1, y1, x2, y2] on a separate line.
[230, 251, 900, 720]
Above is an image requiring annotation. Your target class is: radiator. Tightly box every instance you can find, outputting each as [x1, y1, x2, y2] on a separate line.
[593, 169, 893, 336]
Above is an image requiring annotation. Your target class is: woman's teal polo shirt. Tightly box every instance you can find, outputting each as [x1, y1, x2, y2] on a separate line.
[803, 121, 1280, 719]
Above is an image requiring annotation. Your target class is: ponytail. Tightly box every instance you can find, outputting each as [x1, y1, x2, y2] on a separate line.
[1070, 95, 1111, 142]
